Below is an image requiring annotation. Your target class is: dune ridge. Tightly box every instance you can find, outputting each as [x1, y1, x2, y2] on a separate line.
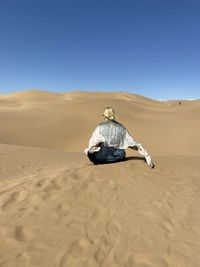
[0, 90, 200, 267]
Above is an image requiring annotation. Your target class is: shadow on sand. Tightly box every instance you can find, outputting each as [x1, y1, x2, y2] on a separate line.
[124, 156, 146, 163]
[88, 156, 146, 166]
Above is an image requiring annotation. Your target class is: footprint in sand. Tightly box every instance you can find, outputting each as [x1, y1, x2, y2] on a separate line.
[14, 225, 37, 242]
[1, 190, 28, 211]
[56, 203, 71, 216]
[35, 179, 46, 188]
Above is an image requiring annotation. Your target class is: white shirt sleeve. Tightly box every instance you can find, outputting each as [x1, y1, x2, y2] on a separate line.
[124, 130, 137, 148]
[84, 126, 105, 153]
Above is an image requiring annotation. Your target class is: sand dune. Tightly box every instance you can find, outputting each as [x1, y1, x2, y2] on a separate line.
[0, 90, 200, 154]
[0, 90, 200, 267]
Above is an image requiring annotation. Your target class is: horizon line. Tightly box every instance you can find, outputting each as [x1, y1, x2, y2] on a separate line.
[0, 88, 199, 101]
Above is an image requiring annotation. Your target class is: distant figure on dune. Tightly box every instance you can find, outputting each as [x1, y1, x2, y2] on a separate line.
[84, 107, 154, 168]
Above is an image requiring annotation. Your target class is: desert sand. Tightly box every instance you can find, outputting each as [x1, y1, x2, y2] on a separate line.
[0, 90, 200, 267]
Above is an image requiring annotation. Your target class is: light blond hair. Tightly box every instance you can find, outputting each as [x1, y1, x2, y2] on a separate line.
[103, 107, 116, 121]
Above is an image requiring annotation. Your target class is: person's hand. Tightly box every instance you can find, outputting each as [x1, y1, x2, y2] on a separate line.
[145, 155, 155, 169]
[84, 148, 89, 154]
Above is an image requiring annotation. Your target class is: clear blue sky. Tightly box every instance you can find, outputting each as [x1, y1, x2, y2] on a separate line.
[0, 0, 200, 99]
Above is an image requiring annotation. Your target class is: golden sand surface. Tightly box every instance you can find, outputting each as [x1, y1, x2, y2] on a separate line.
[0, 90, 200, 267]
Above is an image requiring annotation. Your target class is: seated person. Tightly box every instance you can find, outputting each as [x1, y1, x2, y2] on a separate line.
[85, 107, 154, 168]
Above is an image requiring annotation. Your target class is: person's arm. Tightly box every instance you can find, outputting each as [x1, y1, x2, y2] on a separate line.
[130, 143, 154, 169]
[84, 126, 105, 154]
[125, 130, 154, 169]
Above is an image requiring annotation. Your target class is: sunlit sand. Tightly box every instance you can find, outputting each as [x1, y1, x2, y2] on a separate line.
[0, 90, 200, 267]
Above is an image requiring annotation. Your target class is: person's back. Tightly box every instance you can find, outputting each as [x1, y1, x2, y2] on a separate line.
[97, 120, 126, 148]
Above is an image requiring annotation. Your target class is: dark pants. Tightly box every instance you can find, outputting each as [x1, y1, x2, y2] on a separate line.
[88, 147, 126, 164]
